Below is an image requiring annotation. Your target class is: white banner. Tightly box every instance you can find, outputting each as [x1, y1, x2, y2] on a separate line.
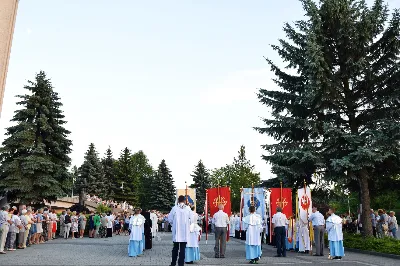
[297, 187, 312, 223]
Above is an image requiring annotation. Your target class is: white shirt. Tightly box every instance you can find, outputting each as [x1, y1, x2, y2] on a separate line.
[272, 212, 287, 227]
[212, 210, 229, 227]
[0, 210, 10, 226]
[106, 215, 114, 228]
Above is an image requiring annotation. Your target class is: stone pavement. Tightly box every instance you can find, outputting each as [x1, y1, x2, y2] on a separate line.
[0, 232, 399, 266]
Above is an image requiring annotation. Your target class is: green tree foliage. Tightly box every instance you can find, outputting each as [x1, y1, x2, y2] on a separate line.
[210, 146, 260, 211]
[78, 143, 107, 199]
[255, 0, 400, 237]
[131, 150, 154, 210]
[0, 71, 72, 203]
[114, 148, 139, 206]
[102, 146, 116, 199]
[190, 160, 210, 213]
[153, 159, 176, 211]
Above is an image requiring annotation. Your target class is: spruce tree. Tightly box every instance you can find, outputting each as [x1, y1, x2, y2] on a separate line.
[155, 159, 176, 211]
[102, 146, 116, 199]
[190, 160, 210, 213]
[0, 71, 72, 203]
[114, 148, 139, 205]
[231, 146, 260, 211]
[78, 143, 107, 199]
[255, 0, 400, 237]
[131, 150, 154, 210]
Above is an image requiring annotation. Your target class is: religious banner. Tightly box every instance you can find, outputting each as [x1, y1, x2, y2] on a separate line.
[269, 188, 292, 218]
[207, 187, 231, 216]
[242, 187, 266, 218]
[175, 188, 196, 207]
[297, 187, 312, 223]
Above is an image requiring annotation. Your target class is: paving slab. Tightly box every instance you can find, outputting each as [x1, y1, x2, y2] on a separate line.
[0, 232, 398, 266]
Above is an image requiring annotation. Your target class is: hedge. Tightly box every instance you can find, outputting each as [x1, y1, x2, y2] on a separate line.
[343, 233, 400, 256]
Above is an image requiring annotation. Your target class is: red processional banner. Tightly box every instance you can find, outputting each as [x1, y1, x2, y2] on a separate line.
[207, 187, 231, 216]
[269, 188, 293, 218]
[206, 187, 231, 242]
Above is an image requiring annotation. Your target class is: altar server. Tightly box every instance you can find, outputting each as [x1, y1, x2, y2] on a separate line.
[169, 195, 193, 266]
[243, 206, 263, 264]
[185, 206, 201, 264]
[128, 208, 145, 257]
[326, 207, 344, 260]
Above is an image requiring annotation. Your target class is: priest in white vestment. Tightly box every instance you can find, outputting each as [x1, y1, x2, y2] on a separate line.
[229, 214, 236, 237]
[243, 206, 263, 264]
[128, 208, 145, 257]
[297, 218, 310, 252]
[326, 208, 344, 260]
[234, 214, 241, 239]
[150, 211, 158, 238]
[185, 206, 201, 264]
[168, 195, 193, 266]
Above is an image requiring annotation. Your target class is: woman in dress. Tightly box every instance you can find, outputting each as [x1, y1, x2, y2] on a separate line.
[128, 208, 145, 257]
[35, 209, 43, 244]
[99, 213, 108, 238]
[71, 211, 78, 239]
[51, 209, 57, 240]
[79, 212, 87, 238]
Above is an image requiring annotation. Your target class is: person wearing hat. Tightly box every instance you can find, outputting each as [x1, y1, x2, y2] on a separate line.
[0, 205, 12, 254]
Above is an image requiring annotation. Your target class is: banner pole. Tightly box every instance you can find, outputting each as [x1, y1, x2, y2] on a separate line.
[205, 189, 208, 244]
[185, 181, 188, 205]
[304, 179, 312, 255]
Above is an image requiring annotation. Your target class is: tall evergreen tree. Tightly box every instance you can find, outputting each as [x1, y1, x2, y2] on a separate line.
[209, 146, 260, 211]
[0, 71, 72, 203]
[102, 146, 116, 199]
[154, 159, 176, 211]
[255, 0, 400, 236]
[131, 150, 154, 210]
[78, 143, 107, 199]
[190, 160, 210, 212]
[114, 148, 139, 205]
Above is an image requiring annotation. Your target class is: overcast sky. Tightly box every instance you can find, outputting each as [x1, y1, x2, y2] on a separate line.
[1, 0, 398, 189]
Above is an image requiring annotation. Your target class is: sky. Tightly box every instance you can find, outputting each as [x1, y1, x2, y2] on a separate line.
[1, 0, 399, 190]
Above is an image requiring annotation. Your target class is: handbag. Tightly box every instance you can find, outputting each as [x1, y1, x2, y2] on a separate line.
[382, 223, 388, 231]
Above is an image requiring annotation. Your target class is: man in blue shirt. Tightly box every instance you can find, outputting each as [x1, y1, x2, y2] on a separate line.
[308, 206, 325, 256]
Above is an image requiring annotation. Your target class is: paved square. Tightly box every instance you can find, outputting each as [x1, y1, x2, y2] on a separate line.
[0, 232, 398, 265]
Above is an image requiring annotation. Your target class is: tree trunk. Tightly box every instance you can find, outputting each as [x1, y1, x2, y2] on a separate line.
[79, 189, 85, 206]
[359, 168, 373, 237]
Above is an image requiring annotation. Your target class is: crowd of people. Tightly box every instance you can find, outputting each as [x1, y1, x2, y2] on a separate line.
[0, 205, 59, 254]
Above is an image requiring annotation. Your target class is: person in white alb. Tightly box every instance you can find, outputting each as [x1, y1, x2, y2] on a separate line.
[185, 206, 201, 264]
[150, 210, 158, 238]
[229, 213, 235, 237]
[272, 206, 288, 257]
[168, 195, 193, 266]
[243, 206, 263, 264]
[212, 204, 229, 258]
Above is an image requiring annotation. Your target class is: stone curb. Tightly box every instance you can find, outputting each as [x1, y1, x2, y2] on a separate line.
[345, 247, 400, 260]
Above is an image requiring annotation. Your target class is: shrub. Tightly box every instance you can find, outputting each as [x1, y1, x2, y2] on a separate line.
[343, 233, 400, 255]
[96, 204, 111, 214]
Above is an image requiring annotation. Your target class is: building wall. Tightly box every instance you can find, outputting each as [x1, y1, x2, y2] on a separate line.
[0, 0, 18, 117]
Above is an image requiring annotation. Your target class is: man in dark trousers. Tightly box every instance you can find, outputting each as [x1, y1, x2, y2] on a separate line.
[272, 206, 287, 257]
[168, 195, 192, 266]
[141, 208, 152, 250]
